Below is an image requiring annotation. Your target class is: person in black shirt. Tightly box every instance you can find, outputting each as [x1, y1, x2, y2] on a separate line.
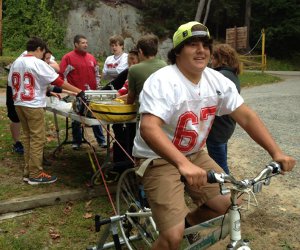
[206, 43, 241, 174]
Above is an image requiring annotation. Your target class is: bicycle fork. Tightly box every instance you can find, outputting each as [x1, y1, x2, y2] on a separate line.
[227, 190, 251, 250]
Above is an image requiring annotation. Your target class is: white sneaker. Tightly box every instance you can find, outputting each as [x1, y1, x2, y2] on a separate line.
[72, 144, 80, 150]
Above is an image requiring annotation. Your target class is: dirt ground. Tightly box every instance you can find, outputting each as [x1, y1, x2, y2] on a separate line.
[209, 75, 300, 250]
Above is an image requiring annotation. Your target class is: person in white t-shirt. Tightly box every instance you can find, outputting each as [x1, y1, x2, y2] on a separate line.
[102, 35, 128, 81]
[133, 21, 296, 249]
[8, 37, 83, 185]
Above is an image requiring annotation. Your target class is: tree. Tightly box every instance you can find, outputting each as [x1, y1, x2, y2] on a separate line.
[244, 0, 251, 50]
[3, 0, 70, 51]
[195, 0, 205, 22]
[251, 0, 300, 58]
[195, 0, 213, 25]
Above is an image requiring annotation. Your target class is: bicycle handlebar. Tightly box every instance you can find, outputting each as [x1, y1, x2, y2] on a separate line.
[207, 162, 281, 190]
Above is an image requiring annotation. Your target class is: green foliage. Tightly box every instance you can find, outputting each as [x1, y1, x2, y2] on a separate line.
[267, 57, 300, 71]
[142, 0, 299, 60]
[142, 0, 198, 37]
[3, 0, 71, 51]
[251, 0, 300, 59]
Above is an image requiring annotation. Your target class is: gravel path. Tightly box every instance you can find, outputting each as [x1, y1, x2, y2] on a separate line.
[229, 73, 300, 168]
[224, 73, 300, 250]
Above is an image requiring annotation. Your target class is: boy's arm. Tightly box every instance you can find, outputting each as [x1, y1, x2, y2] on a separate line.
[140, 113, 207, 188]
[230, 104, 296, 172]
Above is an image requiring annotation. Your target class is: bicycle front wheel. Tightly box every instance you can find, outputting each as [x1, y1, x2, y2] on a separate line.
[116, 167, 158, 249]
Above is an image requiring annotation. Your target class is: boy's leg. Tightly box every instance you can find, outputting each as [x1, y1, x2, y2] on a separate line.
[72, 120, 82, 148]
[24, 107, 45, 176]
[206, 141, 229, 174]
[185, 150, 231, 225]
[15, 106, 30, 178]
[92, 125, 107, 147]
[141, 159, 189, 249]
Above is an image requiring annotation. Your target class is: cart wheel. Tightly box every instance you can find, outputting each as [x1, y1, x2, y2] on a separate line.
[116, 167, 158, 249]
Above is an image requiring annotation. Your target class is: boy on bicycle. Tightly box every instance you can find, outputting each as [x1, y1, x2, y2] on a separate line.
[133, 21, 296, 249]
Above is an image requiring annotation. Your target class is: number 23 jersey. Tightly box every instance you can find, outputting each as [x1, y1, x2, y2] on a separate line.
[133, 64, 244, 158]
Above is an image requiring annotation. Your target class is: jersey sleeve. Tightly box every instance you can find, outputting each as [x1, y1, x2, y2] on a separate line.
[36, 60, 59, 84]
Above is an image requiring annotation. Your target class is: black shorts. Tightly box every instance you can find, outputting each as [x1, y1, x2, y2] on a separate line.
[6, 85, 20, 123]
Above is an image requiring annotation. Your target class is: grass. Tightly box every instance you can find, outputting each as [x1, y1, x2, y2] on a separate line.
[0, 108, 117, 249]
[267, 56, 300, 71]
[239, 71, 282, 87]
[0, 197, 113, 250]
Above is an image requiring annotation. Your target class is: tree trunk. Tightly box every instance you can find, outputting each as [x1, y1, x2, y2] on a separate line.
[245, 0, 251, 50]
[203, 0, 212, 25]
[195, 0, 206, 22]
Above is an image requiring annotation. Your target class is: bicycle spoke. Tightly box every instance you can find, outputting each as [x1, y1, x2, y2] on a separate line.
[116, 168, 158, 249]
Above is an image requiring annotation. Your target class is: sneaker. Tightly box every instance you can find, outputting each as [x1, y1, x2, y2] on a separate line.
[72, 143, 80, 150]
[13, 141, 24, 154]
[99, 142, 107, 148]
[23, 177, 29, 182]
[27, 172, 57, 185]
[104, 170, 119, 183]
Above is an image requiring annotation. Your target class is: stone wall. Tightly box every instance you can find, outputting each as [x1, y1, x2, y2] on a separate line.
[65, 1, 172, 60]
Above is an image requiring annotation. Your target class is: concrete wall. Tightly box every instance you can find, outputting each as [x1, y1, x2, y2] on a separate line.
[65, 1, 172, 60]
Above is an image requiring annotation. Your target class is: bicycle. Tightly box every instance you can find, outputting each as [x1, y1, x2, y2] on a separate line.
[87, 161, 282, 250]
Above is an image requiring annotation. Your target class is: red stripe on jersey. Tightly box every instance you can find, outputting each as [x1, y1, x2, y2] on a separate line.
[51, 77, 64, 87]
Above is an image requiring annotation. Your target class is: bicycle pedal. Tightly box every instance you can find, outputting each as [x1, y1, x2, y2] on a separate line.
[186, 232, 202, 245]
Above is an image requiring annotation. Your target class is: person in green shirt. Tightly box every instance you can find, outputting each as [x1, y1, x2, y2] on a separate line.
[127, 34, 167, 105]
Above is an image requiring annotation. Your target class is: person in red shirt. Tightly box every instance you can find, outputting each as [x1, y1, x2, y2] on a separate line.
[59, 35, 106, 149]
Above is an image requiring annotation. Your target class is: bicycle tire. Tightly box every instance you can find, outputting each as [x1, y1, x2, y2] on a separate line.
[116, 167, 158, 249]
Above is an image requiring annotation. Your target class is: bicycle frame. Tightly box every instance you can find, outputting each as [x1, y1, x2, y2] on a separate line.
[88, 194, 253, 250]
[88, 162, 280, 250]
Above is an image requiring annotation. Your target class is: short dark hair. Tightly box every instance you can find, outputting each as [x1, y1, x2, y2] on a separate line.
[74, 34, 87, 45]
[42, 47, 53, 61]
[136, 34, 159, 57]
[167, 36, 213, 65]
[129, 47, 138, 57]
[26, 37, 47, 52]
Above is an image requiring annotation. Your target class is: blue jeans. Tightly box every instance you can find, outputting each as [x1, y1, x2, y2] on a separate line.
[206, 141, 229, 174]
[72, 120, 106, 145]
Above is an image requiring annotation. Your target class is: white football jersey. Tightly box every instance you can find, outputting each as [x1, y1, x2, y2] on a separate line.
[102, 53, 128, 80]
[133, 64, 244, 158]
[21, 50, 56, 62]
[8, 55, 58, 108]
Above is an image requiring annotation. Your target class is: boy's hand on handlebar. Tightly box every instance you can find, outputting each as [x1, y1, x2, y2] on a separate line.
[179, 162, 207, 189]
[273, 154, 296, 174]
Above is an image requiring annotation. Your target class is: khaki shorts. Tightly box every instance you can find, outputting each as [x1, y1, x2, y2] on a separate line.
[140, 150, 223, 232]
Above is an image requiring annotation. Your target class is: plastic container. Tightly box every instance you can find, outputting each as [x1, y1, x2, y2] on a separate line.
[89, 100, 137, 122]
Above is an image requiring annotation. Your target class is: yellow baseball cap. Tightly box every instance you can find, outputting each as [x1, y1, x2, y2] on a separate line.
[173, 21, 210, 48]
